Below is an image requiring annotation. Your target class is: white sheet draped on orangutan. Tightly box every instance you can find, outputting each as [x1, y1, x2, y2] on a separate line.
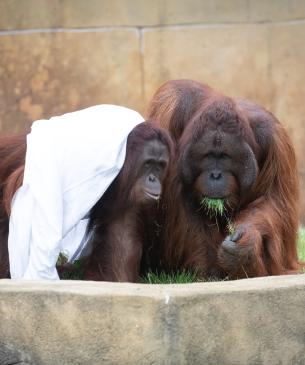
[8, 105, 144, 280]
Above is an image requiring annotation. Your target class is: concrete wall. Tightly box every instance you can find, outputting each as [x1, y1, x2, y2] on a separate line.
[0, 0, 304, 219]
[1, 275, 305, 364]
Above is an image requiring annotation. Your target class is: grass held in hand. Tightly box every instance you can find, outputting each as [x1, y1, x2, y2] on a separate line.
[201, 197, 226, 217]
[58, 228, 305, 281]
[227, 221, 235, 235]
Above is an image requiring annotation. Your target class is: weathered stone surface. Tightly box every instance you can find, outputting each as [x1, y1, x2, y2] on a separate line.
[1, 0, 305, 30]
[248, 0, 305, 22]
[0, 0, 62, 30]
[142, 24, 271, 112]
[0, 341, 32, 365]
[0, 30, 143, 132]
[0, 275, 305, 364]
[60, 0, 248, 28]
[268, 22, 305, 221]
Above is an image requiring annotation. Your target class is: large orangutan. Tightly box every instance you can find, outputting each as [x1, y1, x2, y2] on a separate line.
[0, 122, 173, 281]
[146, 80, 299, 278]
[146, 79, 211, 142]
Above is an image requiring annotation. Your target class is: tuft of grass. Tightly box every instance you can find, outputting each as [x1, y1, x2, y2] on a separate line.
[298, 227, 305, 264]
[140, 270, 200, 284]
[57, 258, 85, 280]
[227, 221, 235, 236]
[200, 197, 226, 217]
[59, 264, 85, 280]
[57, 227, 305, 281]
[57, 252, 69, 266]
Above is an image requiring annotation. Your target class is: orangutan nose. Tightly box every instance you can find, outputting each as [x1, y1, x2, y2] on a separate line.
[148, 174, 156, 183]
[210, 170, 222, 180]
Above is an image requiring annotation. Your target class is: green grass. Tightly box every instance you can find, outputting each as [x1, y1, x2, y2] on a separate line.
[298, 227, 305, 262]
[57, 258, 85, 280]
[59, 227, 305, 282]
[227, 221, 235, 236]
[200, 197, 226, 217]
[140, 270, 200, 284]
[57, 252, 69, 266]
[59, 263, 85, 280]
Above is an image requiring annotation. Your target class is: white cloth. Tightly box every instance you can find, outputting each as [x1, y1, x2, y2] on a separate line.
[8, 104, 144, 280]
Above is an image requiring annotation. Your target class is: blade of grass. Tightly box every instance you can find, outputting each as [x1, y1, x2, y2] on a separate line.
[140, 270, 200, 284]
[200, 197, 226, 217]
[297, 227, 305, 263]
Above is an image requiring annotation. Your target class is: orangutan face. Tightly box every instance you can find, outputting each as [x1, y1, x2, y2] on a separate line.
[181, 128, 258, 207]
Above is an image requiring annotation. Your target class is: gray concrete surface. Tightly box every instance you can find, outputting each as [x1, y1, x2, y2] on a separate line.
[0, 275, 305, 364]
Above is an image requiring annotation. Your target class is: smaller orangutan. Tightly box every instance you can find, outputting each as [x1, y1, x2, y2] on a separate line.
[0, 122, 173, 282]
[83, 122, 172, 281]
[146, 80, 300, 279]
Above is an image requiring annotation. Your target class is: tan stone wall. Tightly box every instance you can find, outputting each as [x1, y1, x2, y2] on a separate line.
[0, 0, 305, 219]
[1, 276, 305, 364]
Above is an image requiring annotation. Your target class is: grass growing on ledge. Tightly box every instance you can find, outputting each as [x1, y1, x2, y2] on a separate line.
[57, 258, 85, 280]
[298, 228, 305, 263]
[140, 270, 200, 284]
[59, 227, 305, 282]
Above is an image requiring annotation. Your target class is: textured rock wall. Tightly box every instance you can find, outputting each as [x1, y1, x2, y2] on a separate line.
[0, 0, 304, 219]
[0, 275, 305, 364]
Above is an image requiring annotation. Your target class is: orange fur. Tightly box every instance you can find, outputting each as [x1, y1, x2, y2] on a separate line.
[147, 80, 300, 278]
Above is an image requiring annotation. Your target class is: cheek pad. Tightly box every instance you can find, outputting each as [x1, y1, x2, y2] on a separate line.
[180, 145, 194, 185]
[236, 143, 258, 193]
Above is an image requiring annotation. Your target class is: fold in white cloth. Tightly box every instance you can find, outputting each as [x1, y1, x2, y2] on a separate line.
[8, 105, 144, 280]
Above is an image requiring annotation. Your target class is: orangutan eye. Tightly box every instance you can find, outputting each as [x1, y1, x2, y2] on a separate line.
[143, 159, 153, 167]
[158, 160, 167, 169]
[203, 152, 214, 159]
[203, 152, 230, 160]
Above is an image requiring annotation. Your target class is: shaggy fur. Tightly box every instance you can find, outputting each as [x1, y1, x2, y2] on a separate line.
[146, 80, 299, 278]
[0, 122, 173, 281]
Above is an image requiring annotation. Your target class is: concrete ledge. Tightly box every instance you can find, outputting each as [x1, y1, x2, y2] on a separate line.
[1, 275, 305, 364]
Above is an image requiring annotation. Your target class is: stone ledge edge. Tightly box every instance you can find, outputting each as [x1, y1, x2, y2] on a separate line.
[1, 274, 304, 298]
